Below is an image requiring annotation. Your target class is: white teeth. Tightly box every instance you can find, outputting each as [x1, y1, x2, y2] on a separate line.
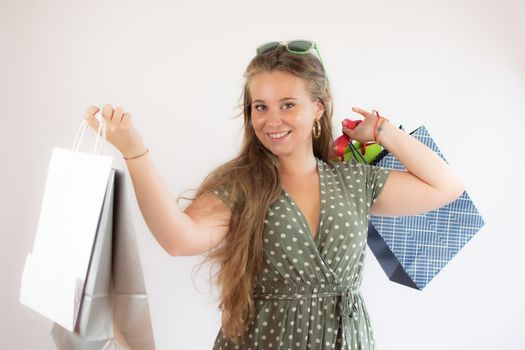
[268, 131, 290, 139]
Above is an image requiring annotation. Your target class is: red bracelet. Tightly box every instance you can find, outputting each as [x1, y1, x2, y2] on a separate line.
[372, 109, 389, 145]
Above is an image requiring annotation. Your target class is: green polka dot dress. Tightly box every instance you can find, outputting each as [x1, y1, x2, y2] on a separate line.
[211, 156, 391, 349]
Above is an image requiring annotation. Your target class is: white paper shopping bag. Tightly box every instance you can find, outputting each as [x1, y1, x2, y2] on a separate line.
[50, 167, 157, 349]
[20, 116, 113, 332]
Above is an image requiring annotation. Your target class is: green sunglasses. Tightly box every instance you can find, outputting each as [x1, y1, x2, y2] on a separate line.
[256, 39, 328, 91]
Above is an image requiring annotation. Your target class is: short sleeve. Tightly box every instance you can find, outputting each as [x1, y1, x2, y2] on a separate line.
[361, 162, 391, 210]
[333, 159, 390, 216]
[206, 187, 234, 210]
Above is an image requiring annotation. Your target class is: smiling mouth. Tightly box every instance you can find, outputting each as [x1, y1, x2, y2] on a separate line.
[267, 130, 292, 139]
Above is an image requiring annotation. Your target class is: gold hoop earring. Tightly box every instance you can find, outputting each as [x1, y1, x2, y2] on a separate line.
[312, 119, 321, 139]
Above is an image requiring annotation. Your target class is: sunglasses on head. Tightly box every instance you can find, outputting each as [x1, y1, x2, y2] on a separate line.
[255, 39, 328, 91]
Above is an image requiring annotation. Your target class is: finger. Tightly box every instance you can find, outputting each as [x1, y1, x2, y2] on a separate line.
[342, 126, 354, 138]
[121, 112, 131, 126]
[85, 105, 100, 117]
[112, 106, 125, 125]
[102, 104, 114, 122]
[85, 105, 101, 129]
[352, 106, 372, 118]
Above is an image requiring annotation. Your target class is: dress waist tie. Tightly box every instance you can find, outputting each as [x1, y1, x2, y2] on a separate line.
[253, 283, 360, 347]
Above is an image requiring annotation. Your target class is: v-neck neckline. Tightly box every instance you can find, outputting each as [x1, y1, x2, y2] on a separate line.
[280, 157, 324, 246]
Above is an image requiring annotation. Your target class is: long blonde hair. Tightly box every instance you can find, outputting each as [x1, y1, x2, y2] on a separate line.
[179, 45, 335, 345]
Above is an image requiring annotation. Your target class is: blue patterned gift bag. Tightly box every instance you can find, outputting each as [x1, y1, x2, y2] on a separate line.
[367, 125, 486, 290]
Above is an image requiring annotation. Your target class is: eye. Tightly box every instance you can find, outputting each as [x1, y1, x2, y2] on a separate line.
[254, 104, 265, 112]
[253, 102, 295, 112]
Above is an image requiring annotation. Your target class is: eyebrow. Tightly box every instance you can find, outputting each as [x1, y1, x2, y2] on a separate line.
[252, 97, 298, 103]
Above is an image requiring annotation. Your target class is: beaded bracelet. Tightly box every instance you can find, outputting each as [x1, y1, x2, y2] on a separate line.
[123, 148, 149, 160]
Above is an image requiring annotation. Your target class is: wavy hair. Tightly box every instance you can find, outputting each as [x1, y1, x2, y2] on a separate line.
[179, 44, 335, 346]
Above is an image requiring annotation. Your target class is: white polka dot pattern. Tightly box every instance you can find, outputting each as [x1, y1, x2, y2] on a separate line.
[212, 157, 391, 349]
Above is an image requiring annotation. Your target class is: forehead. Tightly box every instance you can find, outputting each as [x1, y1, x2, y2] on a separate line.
[249, 71, 308, 102]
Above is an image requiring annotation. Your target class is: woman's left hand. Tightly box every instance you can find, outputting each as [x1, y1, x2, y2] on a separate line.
[341, 107, 381, 144]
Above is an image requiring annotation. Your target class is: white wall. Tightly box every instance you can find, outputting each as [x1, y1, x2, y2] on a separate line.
[1, 0, 524, 349]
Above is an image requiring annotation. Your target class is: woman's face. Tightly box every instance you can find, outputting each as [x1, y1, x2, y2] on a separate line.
[249, 71, 324, 158]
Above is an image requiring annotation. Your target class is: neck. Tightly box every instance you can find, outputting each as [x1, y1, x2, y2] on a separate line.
[278, 154, 317, 178]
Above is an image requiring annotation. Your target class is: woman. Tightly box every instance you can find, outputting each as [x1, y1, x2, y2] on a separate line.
[84, 40, 464, 349]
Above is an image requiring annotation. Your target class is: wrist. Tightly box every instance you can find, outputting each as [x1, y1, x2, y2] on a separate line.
[122, 145, 149, 160]
[372, 110, 390, 146]
[374, 118, 394, 147]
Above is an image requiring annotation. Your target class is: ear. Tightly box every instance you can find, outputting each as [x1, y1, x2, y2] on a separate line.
[315, 100, 325, 119]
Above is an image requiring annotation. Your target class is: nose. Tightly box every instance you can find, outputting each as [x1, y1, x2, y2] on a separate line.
[265, 110, 284, 128]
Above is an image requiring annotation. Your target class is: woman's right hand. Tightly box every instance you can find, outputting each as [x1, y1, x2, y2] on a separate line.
[84, 104, 147, 158]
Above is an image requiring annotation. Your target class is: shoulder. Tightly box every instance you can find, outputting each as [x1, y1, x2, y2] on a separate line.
[323, 158, 366, 179]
